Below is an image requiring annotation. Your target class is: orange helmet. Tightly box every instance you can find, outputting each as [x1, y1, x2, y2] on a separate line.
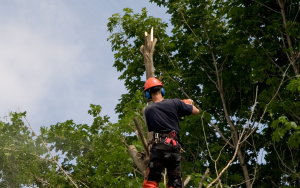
[143, 77, 163, 91]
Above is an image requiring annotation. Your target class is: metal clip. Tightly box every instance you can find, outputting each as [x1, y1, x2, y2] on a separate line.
[155, 133, 159, 138]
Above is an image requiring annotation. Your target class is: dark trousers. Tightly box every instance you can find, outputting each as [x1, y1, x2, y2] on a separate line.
[145, 149, 182, 188]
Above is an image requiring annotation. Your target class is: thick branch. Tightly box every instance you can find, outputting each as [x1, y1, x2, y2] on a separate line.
[183, 175, 191, 187]
[128, 145, 147, 175]
[133, 117, 149, 157]
[142, 107, 153, 150]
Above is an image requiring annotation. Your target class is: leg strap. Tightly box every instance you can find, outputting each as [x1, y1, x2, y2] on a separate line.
[167, 171, 183, 188]
[169, 171, 182, 177]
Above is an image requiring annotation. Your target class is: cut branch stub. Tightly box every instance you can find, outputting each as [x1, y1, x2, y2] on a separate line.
[128, 145, 147, 175]
[140, 31, 157, 79]
[199, 168, 210, 188]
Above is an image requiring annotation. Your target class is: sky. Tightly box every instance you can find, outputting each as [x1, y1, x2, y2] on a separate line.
[0, 0, 171, 133]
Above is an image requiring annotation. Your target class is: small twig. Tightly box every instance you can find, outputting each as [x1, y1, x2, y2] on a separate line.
[78, 180, 90, 188]
[273, 142, 300, 178]
[30, 173, 54, 187]
[132, 166, 143, 176]
[230, 177, 255, 187]
[1, 147, 54, 163]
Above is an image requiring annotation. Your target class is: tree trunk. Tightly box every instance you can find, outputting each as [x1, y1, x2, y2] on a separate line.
[128, 29, 158, 175]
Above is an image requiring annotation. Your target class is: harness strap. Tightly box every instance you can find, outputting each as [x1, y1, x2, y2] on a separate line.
[148, 162, 163, 168]
[151, 131, 182, 152]
[154, 131, 178, 140]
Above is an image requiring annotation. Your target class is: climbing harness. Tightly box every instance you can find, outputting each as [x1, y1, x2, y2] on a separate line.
[151, 130, 183, 153]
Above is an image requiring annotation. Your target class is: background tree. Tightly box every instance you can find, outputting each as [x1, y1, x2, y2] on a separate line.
[107, 0, 300, 187]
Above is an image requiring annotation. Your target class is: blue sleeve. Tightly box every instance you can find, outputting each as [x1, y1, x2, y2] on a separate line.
[174, 99, 193, 116]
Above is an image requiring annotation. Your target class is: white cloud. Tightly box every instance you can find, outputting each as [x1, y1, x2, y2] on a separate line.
[0, 1, 89, 129]
[0, 0, 170, 132]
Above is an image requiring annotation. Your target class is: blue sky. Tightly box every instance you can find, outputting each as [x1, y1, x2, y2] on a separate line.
[0, 0, 171, 132]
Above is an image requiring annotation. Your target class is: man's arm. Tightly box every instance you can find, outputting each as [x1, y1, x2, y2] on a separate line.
[192, 105, 200, 115]
[182, 99, 199, 115]
[144, 107, 153, 132]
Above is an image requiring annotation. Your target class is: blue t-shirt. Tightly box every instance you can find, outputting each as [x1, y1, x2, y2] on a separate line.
[145, 99, 193, 134]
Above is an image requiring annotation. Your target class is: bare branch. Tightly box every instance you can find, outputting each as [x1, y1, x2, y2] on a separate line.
[168, 75, 195, 102]
[178, 10, 205, 46]
[198, 168, 210, 188]
[209, 122, 235, 149]
[1, 147, 54, 163]
[277, 0, 299, 75]
[293, 2, 300, 22]
[207, 86, 258, 187]
[183, 175, 191, 187]
[241, 63, 291, 143]
[252, 0, 281, 14]
[273, 142, 300, 178]
[23, 117, 79, 188]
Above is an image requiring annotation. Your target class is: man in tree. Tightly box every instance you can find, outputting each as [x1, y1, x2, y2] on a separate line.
[143, 77, 200, 188]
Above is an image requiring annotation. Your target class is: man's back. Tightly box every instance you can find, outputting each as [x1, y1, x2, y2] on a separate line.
[145, 99, 193, 134]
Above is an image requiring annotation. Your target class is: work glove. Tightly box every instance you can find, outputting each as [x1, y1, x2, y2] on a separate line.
[182, 99, 194, 106]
